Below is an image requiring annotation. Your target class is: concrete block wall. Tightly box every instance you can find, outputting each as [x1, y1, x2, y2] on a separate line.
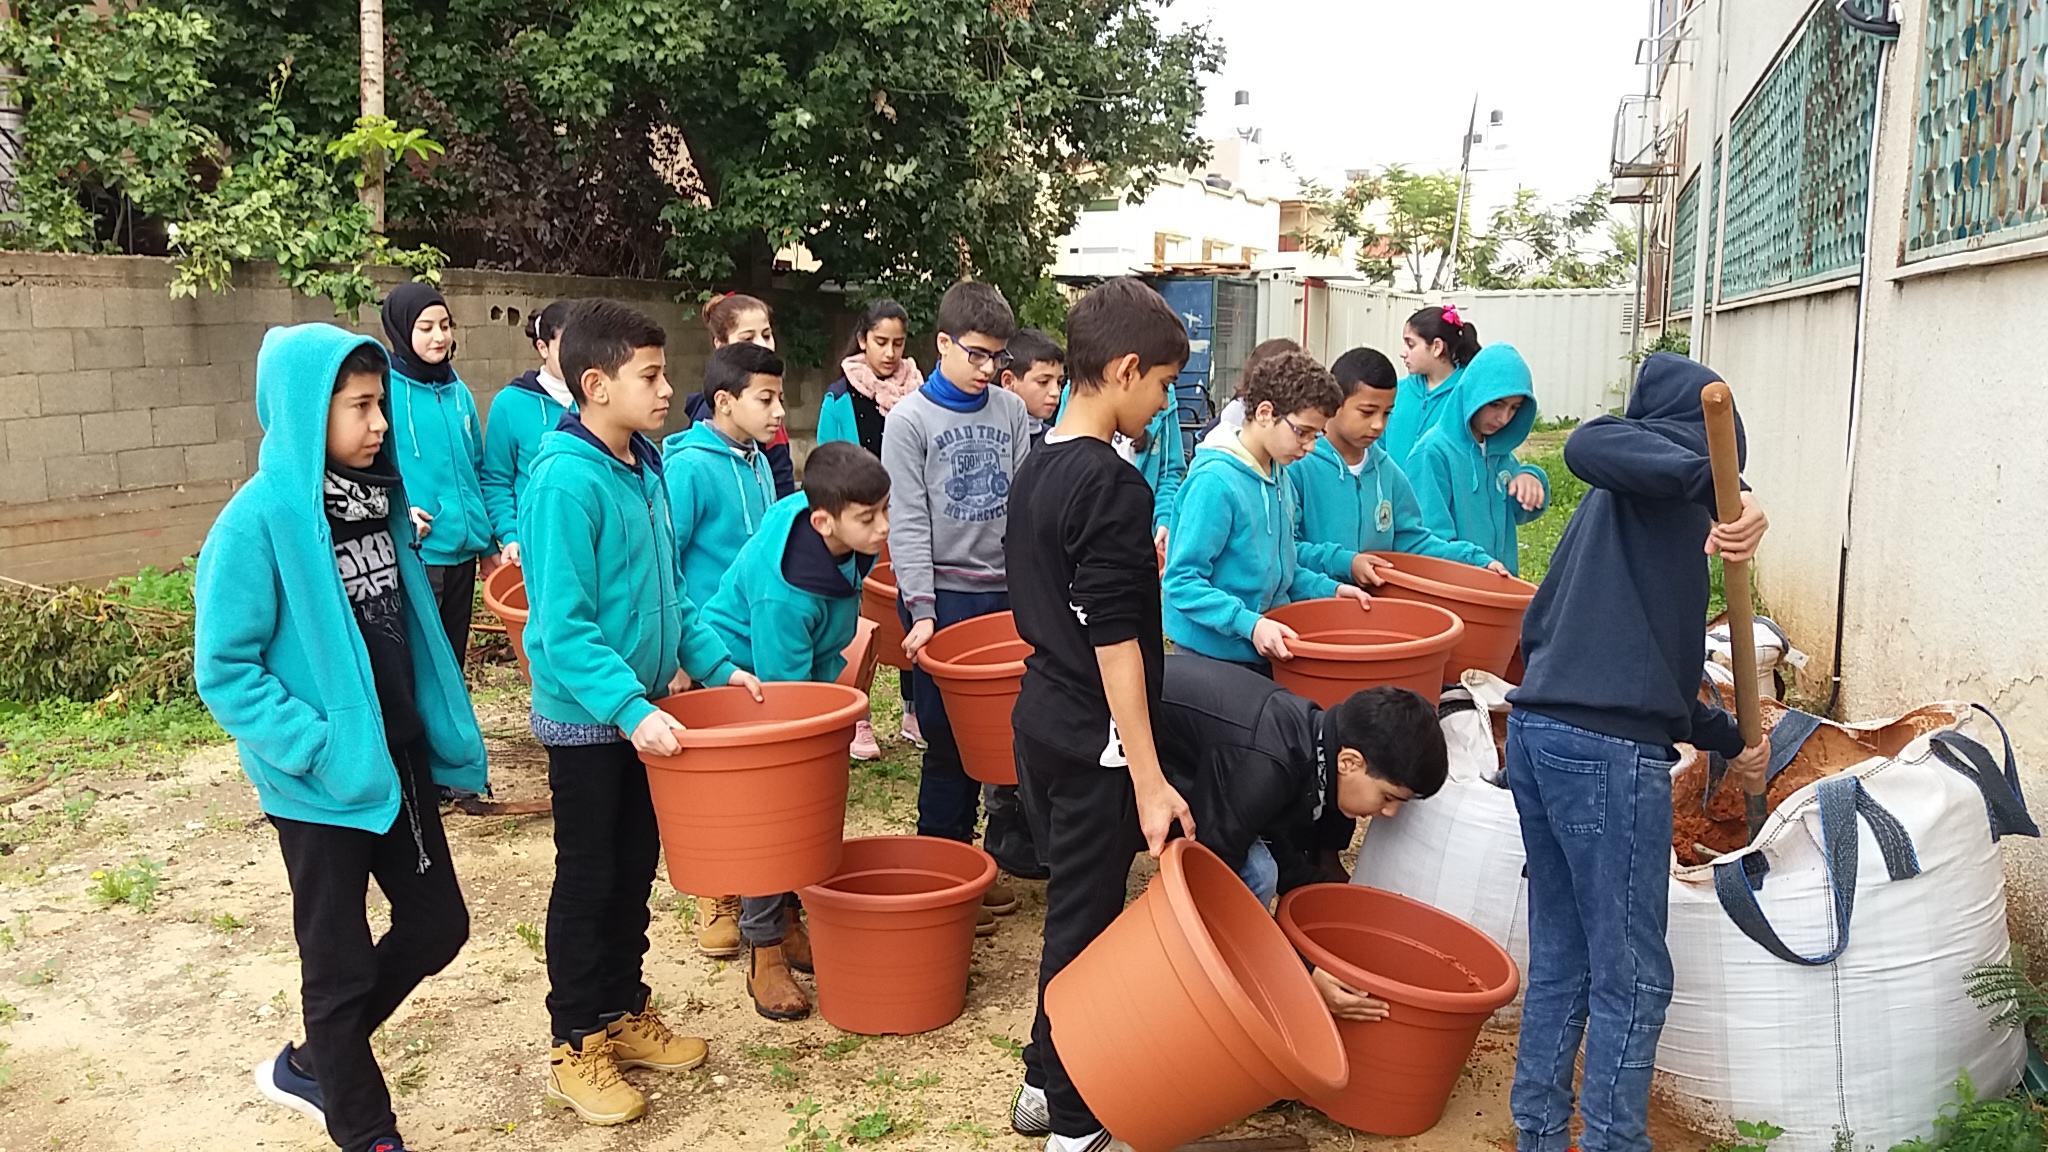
[0, 254, 843, 587]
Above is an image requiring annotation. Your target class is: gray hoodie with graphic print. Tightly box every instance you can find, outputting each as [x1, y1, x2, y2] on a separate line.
[880, 385, 1031, 622]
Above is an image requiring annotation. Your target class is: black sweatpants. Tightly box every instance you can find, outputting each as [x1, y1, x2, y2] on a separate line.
[1016, 731, 1146, 1138]
[543, 740, 660, 1043]
[424, 561, 476, 671]
[272, 741, 468, 1152]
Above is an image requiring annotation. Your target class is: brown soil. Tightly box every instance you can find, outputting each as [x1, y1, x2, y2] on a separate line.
[1671, 697, 1962, 866]
[0, 665, 1719, 1151]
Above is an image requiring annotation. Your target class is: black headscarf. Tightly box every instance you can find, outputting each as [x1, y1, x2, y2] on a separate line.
[380, 282, 456, 384]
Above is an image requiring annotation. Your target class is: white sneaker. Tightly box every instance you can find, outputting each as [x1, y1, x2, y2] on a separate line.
[1011, 1082, 1052, 1137]
[1046, 1131, 1131, 1152]
[850, 719, 880, 761]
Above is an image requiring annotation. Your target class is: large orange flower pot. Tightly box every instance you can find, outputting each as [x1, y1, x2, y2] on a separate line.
[1278, 883, 1520, 1136]
[1046, 840, 1348, 1152]
[1369, 553, 1537, 680]
[799, 836, 996, 1035]
[861, 562, 911, 672]
[1265, 598, 1465, 707]
[641, 682, 867, 897]
[835, 617, 880, 693]
[916, 612, 1030, 786]
[481, 563, 531, 683]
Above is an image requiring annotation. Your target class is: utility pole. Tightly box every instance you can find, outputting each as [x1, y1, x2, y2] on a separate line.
[1443, 96, 1478, 293]
[360, 0, 384, 233]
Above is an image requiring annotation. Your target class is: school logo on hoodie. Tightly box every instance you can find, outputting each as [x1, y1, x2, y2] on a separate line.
[934, 427, 1014, 522]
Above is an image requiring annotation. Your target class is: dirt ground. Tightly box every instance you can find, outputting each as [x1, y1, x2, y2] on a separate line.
[0, 663, 1714, 1152]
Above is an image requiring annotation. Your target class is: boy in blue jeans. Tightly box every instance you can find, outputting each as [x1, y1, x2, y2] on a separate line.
[197, 325, 487, 1152]
[883, 280, 1031, 932]
[519, 299, 763, 1127]
[704, 441, 892, 1021]
[1505, 352, 1767, 1152]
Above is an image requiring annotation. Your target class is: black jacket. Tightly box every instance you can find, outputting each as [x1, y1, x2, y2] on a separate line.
[1156, 654, 1335, 896]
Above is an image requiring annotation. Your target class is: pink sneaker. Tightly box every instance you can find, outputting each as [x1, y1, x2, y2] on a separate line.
[900, 710, 926, 749]
[850, 719, 880, 761]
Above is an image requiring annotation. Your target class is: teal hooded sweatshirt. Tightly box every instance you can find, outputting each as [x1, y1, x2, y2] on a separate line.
[661, 420, 778, 608]
[194, 324, 487, 833]
[1378, 365, 1467, 469]
[389, 367, 494, 565]
[520, 416, 738, 737]
[1163, 438, 1339, 663]
[1408, 344, 1550, 575]
[479, 373, 573, 549]
[703, 493, 868, 683]
[1290, 436, 1495, 575]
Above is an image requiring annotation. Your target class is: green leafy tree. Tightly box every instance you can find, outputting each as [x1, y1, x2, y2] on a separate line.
[1292, 164, 1467, 289]
[1459, 185, 1635, 290]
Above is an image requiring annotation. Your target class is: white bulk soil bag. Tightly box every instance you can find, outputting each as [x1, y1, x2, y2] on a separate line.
[1352, 672, 1529, 1015]
[1655, 704, 2036, 1152]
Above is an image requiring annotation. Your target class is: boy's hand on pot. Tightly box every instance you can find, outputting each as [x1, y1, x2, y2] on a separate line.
[1508, 474, 1546, 511]
[1334, 584, 1373, 609]
[1350, 553, 1391, 587]
[1311, 968, 1391, 1022]
[1730, 739, 1769, 794]
[1134, 776, 1195, 859]
[668, 669, 693, 694]
[1708, 491, 1769, 563]
[727, 669, 765, 702]
[501, 542, 521, 567]
[903, 618, 936, 663]
[1154, 525, 1170, 553]
[1485, 560, 1511, 576]
[1252, 618, 1298, 662]
[629, 709, 685, 758]
[408, 506, 434, 537]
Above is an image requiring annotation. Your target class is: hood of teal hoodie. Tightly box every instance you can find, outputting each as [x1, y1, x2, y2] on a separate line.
[195, 323, 486, 833]
[1454, 344, 1538, 460]
[660, 420, 779, 604]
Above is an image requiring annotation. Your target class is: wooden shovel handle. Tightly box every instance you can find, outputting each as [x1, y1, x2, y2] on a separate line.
[1702, 382, 1766, 840]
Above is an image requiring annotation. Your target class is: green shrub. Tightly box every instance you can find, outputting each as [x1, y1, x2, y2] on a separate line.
[1889, 1072, 2045, 1151]
[0, 563, 198, 704]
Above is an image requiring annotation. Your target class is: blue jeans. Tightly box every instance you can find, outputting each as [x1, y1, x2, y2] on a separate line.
[1506, 710, 1677, 1152]
[1237, 839, 1279, 907]
[900, 589, 1010, 843]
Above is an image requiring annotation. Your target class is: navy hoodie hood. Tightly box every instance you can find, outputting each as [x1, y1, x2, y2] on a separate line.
[1507, 353, 1748, 758]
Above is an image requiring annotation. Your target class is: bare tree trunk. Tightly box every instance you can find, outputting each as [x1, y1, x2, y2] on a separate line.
[0, 2, 22, 216]
[359, 0, 384, 234]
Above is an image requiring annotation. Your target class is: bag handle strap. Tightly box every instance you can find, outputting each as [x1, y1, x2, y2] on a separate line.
[1713, 775, 1920, 965]
[1929, 704, 2038, 841]
[1703, 708, 1825, 814]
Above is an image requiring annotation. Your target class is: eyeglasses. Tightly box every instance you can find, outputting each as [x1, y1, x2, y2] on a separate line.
[944, 333, 1015, 373]
[1281, 414, 1323, 444]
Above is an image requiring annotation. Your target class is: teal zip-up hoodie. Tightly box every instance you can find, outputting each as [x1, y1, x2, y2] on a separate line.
[1054, 392, 1186, 531]
[703, 494, 867, 682]
[520, 417, 738, 737]
[1408, 344, 1549, 575]
[660, 420, 778, 608]
[479, 372, 572, 549]
[1163, 438, 1339, 663]
[1378, 365, 1467, 468]
[194, 324, 487, 833]
[1290, 436, 1494, 575]
[389, 366, 493, 565]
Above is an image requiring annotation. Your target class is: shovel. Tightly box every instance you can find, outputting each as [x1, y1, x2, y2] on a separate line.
[1701, 381, 1766, 843]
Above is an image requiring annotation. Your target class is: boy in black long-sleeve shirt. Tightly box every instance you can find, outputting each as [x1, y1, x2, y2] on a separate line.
[1503, 353, 1769, 1152]
[1003, 278, 1192, 1152]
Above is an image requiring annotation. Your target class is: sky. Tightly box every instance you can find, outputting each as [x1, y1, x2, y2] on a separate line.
[1171, 0, 1650, 213]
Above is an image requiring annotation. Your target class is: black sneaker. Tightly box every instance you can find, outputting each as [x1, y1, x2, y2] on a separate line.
[369, 1139, 410, 1152]
[253, 1042, 325, 1125]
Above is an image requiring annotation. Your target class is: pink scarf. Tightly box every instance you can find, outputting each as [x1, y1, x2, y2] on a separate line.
[840, 354, 923, 414]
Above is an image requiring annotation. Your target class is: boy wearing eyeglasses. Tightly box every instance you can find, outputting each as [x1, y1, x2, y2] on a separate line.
[881, 280, 1032, 934]
[1163, 350, 1372, 677]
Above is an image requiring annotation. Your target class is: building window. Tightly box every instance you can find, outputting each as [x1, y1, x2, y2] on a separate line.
[1907, 0, 2048, 261]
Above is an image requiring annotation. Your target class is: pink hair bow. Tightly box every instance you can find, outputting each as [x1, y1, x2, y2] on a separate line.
[1440, 302, 1463, 327]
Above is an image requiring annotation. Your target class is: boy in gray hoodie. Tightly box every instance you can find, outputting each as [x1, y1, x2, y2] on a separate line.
[882, 281, 1031, 930]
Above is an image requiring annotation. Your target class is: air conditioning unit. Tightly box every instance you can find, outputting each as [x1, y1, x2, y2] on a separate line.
[1611, 95, 1670, 179]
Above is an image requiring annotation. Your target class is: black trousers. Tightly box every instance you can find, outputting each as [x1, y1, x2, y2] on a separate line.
[272, 742, 469, 1152]
[543, 741, 659, 1043]
[424, 561, 476, 671]
[1016, 731, 1146, 1138]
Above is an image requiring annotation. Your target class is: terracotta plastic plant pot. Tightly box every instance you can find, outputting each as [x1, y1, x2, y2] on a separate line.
[1278, 883, 1520, 1136]
[481, 563, 531, 683]
[1369, 553, 1537, 680]
[798, 836, 997, 1035]
[861, 561, 911, 672]
[836, 617, 880, 693]
[1046, 840, 1348, 1152]
[916, 612, 1031, 786]
[1265, 598, 1465, 707]
[641, 682, 867, 897]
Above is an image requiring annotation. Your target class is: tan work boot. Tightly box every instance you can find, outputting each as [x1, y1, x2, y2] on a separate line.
[984, 879, 1018, 916]
[696, 895, 742, 958]
[747, 942, 812, 1021]
[607, 1002, 708, 1072]
[976, 905, 998, 937]
[546, 1031, 646, 1126]
[782, 907, 813, 974]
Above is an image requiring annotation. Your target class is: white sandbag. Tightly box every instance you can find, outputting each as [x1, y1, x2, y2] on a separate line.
[1706, 616, 1807, 699]
[1655, 705, 2033, 1152]
[1352, 672, 1530, 1018]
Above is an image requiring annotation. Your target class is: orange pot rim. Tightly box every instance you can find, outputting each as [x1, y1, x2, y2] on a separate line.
[799, 835, 997, 914]
[1370, 552, 1537, 609]
[1277, 884, 1520, 1015]
[915, 614, 1030, 681]
[1160, 841, 1349, 1097]
[481, 564, 528, 623]
[1266, 599, 1466, 663]
[649, 682, 869, 751]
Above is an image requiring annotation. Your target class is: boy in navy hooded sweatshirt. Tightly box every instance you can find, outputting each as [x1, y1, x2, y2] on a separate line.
[1504, 352, 1768, 1152]
[197, 324, 487, 1152]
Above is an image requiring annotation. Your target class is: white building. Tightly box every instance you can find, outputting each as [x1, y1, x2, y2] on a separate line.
[1053, 136, 1282, 277]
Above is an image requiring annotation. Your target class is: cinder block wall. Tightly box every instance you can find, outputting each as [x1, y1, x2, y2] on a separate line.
[0, 254, 842, 586]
